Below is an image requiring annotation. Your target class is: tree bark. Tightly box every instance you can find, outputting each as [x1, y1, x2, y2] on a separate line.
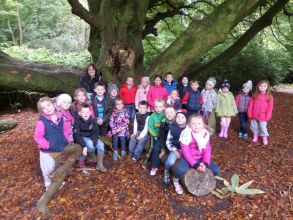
[0, 118, 18, 132]
[0, 51, 81, 93]
[193, 0, 290, 79]
[146, 0, 265, 79]
[37, 144, 82, 213]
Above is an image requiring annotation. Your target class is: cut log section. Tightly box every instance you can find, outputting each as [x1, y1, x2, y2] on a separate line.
[0, 118, 18, 132]
[181, 168, 216, 196]
[37, 144, 82, 213]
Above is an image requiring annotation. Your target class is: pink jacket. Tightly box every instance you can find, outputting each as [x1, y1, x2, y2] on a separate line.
[146, 84, 168, 111]
[34, 112, 71, 150]
[180, 134, 211, 167]
[247, 93, 274, 122]
[135, 84, 150, 109]
[56, 107, 75, 142]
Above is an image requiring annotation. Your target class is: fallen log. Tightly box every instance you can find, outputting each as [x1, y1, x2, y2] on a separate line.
[0, 118, 18, 132]
[37, 144, 82, 213]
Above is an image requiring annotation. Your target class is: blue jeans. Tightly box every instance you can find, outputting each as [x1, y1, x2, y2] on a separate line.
[125, 104, 136, 120]
[129, 132, 149, 160]
[151, 137, 161, 168]
[238, 112, 248, 134]
[80, 137, 105, 160]
[113, 134, 126, 151]
[165, 152, 178, 170]
[173, 157, 220, 178]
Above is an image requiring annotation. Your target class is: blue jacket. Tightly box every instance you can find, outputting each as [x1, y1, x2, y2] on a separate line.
[164, 80, 177, 94]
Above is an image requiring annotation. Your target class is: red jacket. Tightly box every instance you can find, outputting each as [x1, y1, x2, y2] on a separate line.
[247, 93, 274, 122]
[119, 83, 137, 105]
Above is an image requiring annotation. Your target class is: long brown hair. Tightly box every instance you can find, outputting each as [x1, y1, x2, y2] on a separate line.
[253, 80, 273, 100]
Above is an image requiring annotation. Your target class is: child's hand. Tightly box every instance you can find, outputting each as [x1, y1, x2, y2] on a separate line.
[159, 151, 165, 159]
[136, 136, 142, 141]
[83, 148, 87, 156]
[131, 132, 137, 137]
[174, 151, 181, 159]
[197, 163, 206, 172]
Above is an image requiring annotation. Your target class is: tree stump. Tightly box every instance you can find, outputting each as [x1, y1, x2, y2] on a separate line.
[37, 144, 82, 213]
[181, 168, 216, 196]
[0, 118, 18, 132]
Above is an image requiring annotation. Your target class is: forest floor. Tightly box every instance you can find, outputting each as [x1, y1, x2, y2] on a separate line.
[0, 92, 292, 219]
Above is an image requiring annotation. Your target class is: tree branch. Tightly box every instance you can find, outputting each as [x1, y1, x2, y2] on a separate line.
[67, 0, 103, 29]
[193, 0, 290, 78]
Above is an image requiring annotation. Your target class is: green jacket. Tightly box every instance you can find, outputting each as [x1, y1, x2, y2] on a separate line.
[148, 111, 166, 137]
[216, 92, 238, 117]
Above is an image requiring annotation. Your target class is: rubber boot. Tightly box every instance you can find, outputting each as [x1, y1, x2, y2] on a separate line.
[87, 152, 97, 165]
[219, 126, 225, 138]
[252, 134, 258, 143]
[262, 136, 268, 146]
[96, 153, 107, 172]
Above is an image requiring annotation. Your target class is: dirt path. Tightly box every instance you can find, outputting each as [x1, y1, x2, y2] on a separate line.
[0, 92, 292, 219]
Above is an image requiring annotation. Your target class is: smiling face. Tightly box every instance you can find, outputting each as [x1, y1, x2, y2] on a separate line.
[154, 77, 162, 86]
[154, 101, 165, 114]
[115, 100, 124, 111]
[222, 87, 229, 94]
[259, 82, 268, 93]
[176, 113, 187, 127]
[138, 104, 148, 114]
[165, 74, 173, 83]
[205, 82, 213, 90]
[76, 91, 86, 103]
[189, 117, 205, 133]
[126, 77, 134, 87]
[190, 82, 199, 91]
[59, 99, 71, 111]
[141, 78, 149, 87]
[79, 107, 91, 121]
[94, 85, 106, 96]
[40, 101, 55, 116]
[87, 65, 96, 78]
[242, 86, 250, 94]
[165, 107, 176, 121]
[110, 89, 118, 97]
[181, 76, 188, 85]
[170, 90, 179, 99]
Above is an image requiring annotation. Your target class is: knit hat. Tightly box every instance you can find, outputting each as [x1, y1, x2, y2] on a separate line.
[108, 83, 119, 95]
[176, 110, 188, 119]
[206, 77, 216, 87]
[242, 80, 253, 91]
[221, 79, 230, 89]
[56, 93, 72, 106]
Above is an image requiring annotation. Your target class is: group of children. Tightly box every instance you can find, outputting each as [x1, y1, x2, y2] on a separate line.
[34, 63, 274, 195]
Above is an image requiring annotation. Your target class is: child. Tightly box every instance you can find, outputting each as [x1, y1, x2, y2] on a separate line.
[34, 97, 71, 190]
[235, 80, 253, 139]
[91, 83, 113, 136]
[147, 75, 168, 111]
[163, 111, 187, 185]
[73, 103, 107, 172]
[158, 105, 177, 160]
[216, 80, 238, 138]
[135, 76, 150, 110]
[166, 89, 182, 111]
[79, 63, 102, 99]
[109, 98, 130, 160]
[164, 72, 177, 94]
[71, 88, 95, 119]
[247, 80, 274, 145]
[55, 93, 75, 143]
[173, 115, 221, 195]
[177, 74, 190, 100]
[107, 82, 119, 108]
[119, 76, 137, 120]
[129, 101, 150, 161]
[201, 77, 217, 132]
[148, 99, 166, 176]
[182, 81, 203, 116]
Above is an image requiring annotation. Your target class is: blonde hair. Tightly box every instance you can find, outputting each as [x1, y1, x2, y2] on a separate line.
[56, 93, 72, 106]
[253, 80, 273, 100]
[188, 114, 205, 126]
[170, 89, 179, 96]
[74, 88, 87, 101]
[154, 99, 165, 106]
[37, 97, 54, 113]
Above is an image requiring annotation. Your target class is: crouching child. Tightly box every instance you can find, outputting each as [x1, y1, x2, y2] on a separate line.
[73, 103, 107, 172]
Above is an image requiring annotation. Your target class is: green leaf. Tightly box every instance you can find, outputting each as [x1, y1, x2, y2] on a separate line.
[235, 188, 265, 195]
[238, 180, 254, 190]
[231, 174, 239, 190]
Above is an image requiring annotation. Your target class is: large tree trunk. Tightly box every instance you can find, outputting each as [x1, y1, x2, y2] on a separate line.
[146, 0, 265, 79]
[0, 51, 81, 93]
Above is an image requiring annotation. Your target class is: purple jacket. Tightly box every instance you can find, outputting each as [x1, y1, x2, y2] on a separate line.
[180, 133, 211, 167]
[235, 92, 251, 113]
